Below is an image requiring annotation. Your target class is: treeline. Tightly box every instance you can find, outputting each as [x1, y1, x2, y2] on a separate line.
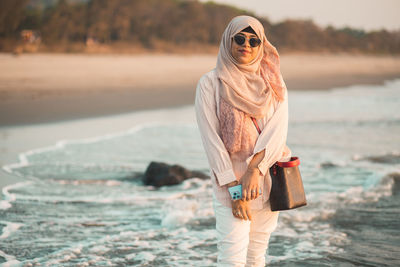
[1, 0, 399, 54]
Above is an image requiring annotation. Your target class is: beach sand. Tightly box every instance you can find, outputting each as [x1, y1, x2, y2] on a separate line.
[1, 52, 400, 126]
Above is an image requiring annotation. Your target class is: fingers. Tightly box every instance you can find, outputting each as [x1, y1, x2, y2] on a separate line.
[251, 186, 260, 199]
[231, 202, 252, 221]
[238, 206, 252, 221]
[232, 210, 244, 220]
[232, 210, 240, 219]
[231, 201, 242, 219]
[247, 189, 252, 201]
[242, 189, 247, 201]
[242, 185, 263, 201]
[246, 208, 252, 221]
[242, 188, 249, 201]
[239, 206, 249, 221]
[243, 187, 251, 201]
[245, 187, 262, 201]
[256, 186, 262, 197]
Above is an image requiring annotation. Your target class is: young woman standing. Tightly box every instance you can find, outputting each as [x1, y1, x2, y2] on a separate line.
[195, 15, 291, 266]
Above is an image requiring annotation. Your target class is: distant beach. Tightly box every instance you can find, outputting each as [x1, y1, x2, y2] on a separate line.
[1, 52, 400, 126]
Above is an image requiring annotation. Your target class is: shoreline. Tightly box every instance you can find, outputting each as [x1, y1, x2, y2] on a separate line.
[0, 104, 196, 192]
[1, 74, 400, 127]
[1, 52, 400, 126]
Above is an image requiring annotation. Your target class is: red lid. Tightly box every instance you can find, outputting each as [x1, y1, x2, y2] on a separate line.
[277, 157, 300, 167]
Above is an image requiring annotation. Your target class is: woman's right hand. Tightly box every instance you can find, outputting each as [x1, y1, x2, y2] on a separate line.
[240, 167, 262, 201]
[231, 199, 252, 221]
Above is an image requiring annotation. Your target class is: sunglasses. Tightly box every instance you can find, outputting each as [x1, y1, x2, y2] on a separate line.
[233, 34, 261, 47]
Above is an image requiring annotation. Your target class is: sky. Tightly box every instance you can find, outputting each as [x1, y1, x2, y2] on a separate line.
[200, 0, 400, 31]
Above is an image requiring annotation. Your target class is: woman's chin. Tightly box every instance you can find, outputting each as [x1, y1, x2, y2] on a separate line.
[236, 56, 252, 64]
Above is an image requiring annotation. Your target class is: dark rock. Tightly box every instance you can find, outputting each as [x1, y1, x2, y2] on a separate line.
[386, 172, 400, 195]
[143, 161, 209, 187]
[364, 154, 400, 164]
[190, 170, 209, 180]
[320, 162, 337, 168]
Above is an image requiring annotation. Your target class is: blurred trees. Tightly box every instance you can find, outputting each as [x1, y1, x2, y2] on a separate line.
[40, 0, 87, 43]
[84, 0, 243, 46]
[0, 0, 399, 54]
[0, 0, 30, 37]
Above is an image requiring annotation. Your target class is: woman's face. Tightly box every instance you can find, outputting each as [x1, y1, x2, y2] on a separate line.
[231, 31, 261, 64]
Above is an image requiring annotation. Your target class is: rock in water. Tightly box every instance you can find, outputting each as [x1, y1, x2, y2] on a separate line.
[143, 162, 208, 187]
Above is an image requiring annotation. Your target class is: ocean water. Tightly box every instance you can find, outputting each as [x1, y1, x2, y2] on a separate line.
[1, 80, 400, 266]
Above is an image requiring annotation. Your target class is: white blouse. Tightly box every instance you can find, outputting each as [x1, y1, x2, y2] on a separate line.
[195, 69, 291, 209]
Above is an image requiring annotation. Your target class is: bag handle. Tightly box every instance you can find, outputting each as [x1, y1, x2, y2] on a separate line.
[251, 117, 262, 134]
[277, 157, 300, 167]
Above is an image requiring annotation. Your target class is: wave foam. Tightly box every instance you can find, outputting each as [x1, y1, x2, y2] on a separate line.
[0, 200, 11, 210]
[1, 181, 32, 210]
[0, 249, 20, 267]
[1, 121, 196, 179]
[0, 221, 23, 239]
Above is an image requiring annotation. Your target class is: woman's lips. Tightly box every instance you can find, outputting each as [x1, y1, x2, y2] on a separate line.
[238, 49, 250, 55]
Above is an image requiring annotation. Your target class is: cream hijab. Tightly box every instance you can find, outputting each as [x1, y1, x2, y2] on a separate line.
[216, 15, 286, 118]
[216, 15, 287, 157]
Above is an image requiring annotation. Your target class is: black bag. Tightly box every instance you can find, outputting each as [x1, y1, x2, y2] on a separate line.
[269, 157, 307, 211]
[251, 117, 307, 211]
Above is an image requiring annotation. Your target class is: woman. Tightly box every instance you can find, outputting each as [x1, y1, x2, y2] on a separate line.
[195, 15, 291, 266]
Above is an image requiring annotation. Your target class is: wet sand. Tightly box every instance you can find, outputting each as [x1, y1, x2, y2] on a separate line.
[1, 52, 400, 126]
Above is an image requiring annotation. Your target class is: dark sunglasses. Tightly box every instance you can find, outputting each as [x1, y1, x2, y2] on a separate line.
[233, 34, 261, 47]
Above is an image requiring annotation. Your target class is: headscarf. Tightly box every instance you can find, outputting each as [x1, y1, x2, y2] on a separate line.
[216, 15, 287, 157]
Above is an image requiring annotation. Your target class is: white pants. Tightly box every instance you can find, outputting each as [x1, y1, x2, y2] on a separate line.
[213, 196, 279, 267]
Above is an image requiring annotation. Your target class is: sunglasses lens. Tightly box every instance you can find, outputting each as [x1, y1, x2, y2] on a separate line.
[250, 38, 261, 47]
[234, 35, 245, 45]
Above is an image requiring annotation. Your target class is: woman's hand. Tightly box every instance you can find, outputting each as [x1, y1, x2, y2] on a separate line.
[240, 167, 262, 201]
[231, 199, 252, 221]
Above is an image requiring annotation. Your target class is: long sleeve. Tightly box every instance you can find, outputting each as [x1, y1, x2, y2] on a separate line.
[195, 74, 237, 187]
[246, 89, 290, 176]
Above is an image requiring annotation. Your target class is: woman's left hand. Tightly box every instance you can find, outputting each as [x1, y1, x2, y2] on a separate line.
[240, 167, 262, 201]
[231, 199, 252, 221]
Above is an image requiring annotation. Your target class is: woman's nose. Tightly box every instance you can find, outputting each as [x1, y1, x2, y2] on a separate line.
[241, 38, 250, 47]
[243, 39, 251, 48]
